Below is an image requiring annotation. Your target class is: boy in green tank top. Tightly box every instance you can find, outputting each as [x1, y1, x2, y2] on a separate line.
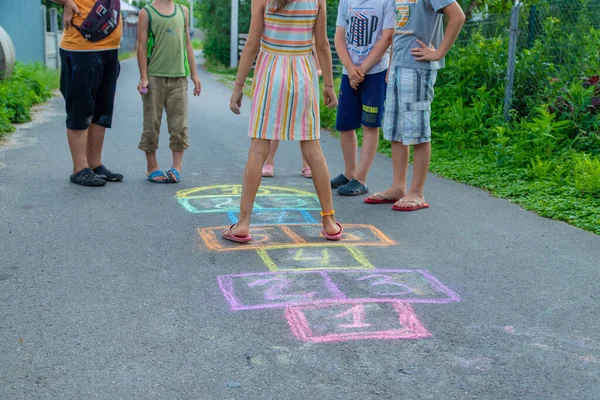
[136, 0, 201, 183]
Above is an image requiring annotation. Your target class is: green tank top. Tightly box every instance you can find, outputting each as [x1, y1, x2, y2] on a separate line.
[146, 3, 190, 77]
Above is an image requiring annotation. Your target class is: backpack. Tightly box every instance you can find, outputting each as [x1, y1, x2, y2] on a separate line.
[73, 0, 121, 42]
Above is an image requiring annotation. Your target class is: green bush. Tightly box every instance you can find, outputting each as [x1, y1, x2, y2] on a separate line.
[315, 0, 600, 234]
[0, 62, 59, 136]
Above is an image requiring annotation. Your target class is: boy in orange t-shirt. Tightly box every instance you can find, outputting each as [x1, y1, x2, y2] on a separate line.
[54, 0, 123, 186]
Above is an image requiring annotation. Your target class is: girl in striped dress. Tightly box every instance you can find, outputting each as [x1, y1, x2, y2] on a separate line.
[225, 0, 342, 243]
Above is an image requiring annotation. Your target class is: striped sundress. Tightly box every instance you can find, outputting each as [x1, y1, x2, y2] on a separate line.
[248, 0, 320, 141]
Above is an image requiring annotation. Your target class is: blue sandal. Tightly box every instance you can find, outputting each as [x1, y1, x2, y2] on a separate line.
[166, 168, 180, 183]
[148, 170, 169, 183]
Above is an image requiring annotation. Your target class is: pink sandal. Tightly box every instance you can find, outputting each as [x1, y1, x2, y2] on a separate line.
[222, 224, 253, 243]
[320, 210, 343, 241]
[262, 164, 274, 177]
[301, 167, 312, 178]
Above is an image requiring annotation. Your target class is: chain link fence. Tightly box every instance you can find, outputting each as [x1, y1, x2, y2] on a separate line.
[459, 0, 600, 120]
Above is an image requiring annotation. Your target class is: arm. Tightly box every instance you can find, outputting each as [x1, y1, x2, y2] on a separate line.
[51, 0, 80, 30]
[136, 9, 149, 94]
[230, 0, 267, 114]
[334, 26, 363, 85]
[183, 6, 201, 96]
[411, 2, 466, 61]
[315, 0, 337, 109]
[359, 29, 393, 74]
[312, 38, 322, 77]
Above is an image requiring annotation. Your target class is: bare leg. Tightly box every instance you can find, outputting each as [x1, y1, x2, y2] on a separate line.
[395, 142, 431, 207]
[231, 138, 271, 237]
[367, 140, 408, 201]
[67, 128, 89, 173]
[172, 150, 184, 172]
[301, 140, 339, 235]
[87, 123, 105, 169]
[354, 126, 379, 184]
[145, 151, 168, 182]
[264, 140, 280, 166]
[339, 130, 357, 180]
[302, 156, 309, 170]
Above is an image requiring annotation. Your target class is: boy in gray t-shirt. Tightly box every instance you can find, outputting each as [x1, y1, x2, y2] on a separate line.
[330, 0, 396, 197]
[365, 0, 465, 211]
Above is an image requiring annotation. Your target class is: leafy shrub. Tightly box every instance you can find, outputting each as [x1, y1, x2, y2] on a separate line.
[571, 153, 600, 197]
[0, 62, 59, 135]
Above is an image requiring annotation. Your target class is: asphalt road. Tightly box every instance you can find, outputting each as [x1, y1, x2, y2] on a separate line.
[1, 56, 599, 400]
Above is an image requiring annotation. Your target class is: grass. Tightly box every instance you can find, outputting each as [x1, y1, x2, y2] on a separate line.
[203, 61, 253, 97]
[0, 62, 59, 136]
[118, 52, 135, 61]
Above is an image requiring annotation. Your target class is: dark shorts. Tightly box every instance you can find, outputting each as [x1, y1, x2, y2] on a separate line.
[60, 49, 120, 130]
[335, 69, 387, 132]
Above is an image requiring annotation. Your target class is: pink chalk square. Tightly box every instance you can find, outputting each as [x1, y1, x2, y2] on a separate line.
[285, 301, 431, 343]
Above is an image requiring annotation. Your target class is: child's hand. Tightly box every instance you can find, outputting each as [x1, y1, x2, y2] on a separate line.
[347, 65, 364, 89]
[230, 88, 243, 115]
[323, 86, 338, 109]
[317, 69, 323, 77]
[411, 39, 441, 62]
[63, 0, 81, 30]
[192, 75, 202, 96]
[138, 79, 149, 95]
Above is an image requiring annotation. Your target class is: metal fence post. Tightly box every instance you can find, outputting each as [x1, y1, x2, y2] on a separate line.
[50, 8, 60, 69]
[503, 2, 522, 122]
[230, 0, 239, 68]
[42, 5, 48, 67]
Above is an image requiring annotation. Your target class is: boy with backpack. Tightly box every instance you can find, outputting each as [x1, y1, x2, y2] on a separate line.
[136, 0, 201, 183]
[365, 0, 465, 210]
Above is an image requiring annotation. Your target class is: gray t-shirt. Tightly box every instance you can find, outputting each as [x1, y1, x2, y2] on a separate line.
[336, 0, 396, 75]
[391, 0, 455, 70]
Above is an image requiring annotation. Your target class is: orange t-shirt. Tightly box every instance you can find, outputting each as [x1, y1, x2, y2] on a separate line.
[60, 0, 123, 51]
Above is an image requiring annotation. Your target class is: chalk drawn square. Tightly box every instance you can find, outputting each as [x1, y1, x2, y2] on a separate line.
[327, 269, 461, 304]
[176, 185, 321, 214]
[228, 210, 317, 225]
[198, 225, 305, 251]
[178, 196, 320, 214]
[257, 246, 374, 272]
[285, 301, 431, 343]
[217, 271, 345, 311]
[197, 224, 396, 252]
[289, 224, 396, 246]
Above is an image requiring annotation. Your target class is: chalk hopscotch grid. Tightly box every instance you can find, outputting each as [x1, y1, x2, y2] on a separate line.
[177, 184, 462, 342]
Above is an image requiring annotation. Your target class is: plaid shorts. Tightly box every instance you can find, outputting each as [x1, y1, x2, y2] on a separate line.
[383, 67, 438, 145]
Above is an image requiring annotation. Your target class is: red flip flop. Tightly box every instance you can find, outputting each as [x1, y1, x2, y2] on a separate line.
[322, 223, 343, 241]
[365, 192, 399, 204]
[222, 224, 253, 243]
[392, 200, 430, 212]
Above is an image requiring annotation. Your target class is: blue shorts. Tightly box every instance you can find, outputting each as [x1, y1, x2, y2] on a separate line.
[335, 69, 387, 132]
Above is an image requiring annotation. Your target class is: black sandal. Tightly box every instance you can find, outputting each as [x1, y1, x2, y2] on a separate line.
[93, 164, 123, 182]
[70, 168, 106, 187]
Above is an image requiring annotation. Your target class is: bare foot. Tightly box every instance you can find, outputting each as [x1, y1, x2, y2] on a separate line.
[147, 169, 168, 182]
[225, 223, 250, 238]
[394, 193, 426, 209]
[366, 188, 406, 202]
